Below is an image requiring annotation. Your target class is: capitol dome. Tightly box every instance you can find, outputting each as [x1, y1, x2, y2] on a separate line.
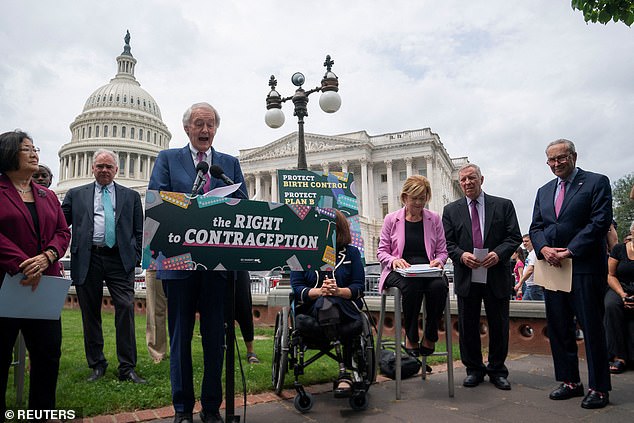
[57, 31, 171, 197]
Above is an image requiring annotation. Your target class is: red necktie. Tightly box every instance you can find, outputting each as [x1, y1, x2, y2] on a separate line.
[471, 200, 483, 249]
[196, 152, 211, 193]
[555, 180, 565, 217]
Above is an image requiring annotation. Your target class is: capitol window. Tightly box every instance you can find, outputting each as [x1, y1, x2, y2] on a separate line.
[113, 126, 117, 137]
[104, 126, 109, 137]
[131, 128, 135, 139]
[122, 126, 126, 138]
[139, 129, 143, 140]
[95, 126, 100, 137]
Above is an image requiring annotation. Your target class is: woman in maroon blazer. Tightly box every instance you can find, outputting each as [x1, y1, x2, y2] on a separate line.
[0, 130, 70, 417]
[377, 175, 448, 356]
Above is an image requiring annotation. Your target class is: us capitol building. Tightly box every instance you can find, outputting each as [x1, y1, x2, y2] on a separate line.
[56, 31, 171, 201]
[55, 33, 467, 260]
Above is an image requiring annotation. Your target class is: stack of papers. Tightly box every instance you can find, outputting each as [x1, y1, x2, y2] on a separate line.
[395, 264, 443, 278]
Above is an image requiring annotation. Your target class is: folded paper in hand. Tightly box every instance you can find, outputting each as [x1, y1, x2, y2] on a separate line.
[395, 264, 443, 278]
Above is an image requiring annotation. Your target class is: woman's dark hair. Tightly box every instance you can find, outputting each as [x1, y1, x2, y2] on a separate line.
[335, 209, 352, 248]
[515, 247, 526, 263]
[0, 130, 32, 172]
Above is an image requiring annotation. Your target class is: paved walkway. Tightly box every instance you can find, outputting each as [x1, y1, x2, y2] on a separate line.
[87, 354, 634, 423]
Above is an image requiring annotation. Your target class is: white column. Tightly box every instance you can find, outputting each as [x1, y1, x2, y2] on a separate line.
[386, 159, 394, 212]
[405, 157, 413, 177]
[73, 154, 78, 178]
[125, 153, 130, 178]
[135, 153, 141, 179]
[321, 161, 329, 174]
[340, 160, 348, 174]
[270, 170, 278, 203]
[255, 172, 262, 201]
[367, 163, 375, 220]
[146, 156, 151, 179]
[360, 158, 369, 218]
[426, 155, 434, 210]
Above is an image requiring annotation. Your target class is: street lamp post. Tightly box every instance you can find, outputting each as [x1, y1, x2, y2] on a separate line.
[265, 55, 341, 170]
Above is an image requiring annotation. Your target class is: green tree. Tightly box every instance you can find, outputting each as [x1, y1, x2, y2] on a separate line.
[572, 0, 634, 26]
[612, 173, 634, 240]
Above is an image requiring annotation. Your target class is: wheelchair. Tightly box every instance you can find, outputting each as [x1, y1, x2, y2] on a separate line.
[271, 293, 376, 413]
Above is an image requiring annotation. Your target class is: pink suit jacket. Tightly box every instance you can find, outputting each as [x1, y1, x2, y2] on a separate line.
[377, 207, 448, 293]
[0, 174, 70, 280]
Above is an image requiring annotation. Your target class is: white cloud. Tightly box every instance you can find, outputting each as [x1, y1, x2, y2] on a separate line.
[1, 0, 632, 231]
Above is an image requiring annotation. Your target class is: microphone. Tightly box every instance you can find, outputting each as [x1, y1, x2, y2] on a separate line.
[191, 161, 209, 196]
[210, 165, 235, 185]
[209, 165, 248, 199]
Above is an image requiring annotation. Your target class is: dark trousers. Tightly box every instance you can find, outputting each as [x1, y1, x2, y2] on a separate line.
[457, 282, 510, 378]
[165, 272, 226, 414]
[384, 271, 448, 344]
[544, 273, 611, 392]
[0, 317, 61, 415]
[225, 271, 254, 343]
[76, 251, 137, 375]
[604, 288, 634, 362]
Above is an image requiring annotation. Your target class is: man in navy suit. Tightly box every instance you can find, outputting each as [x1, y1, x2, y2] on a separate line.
[530, 139, 612, 409]
[443, 163, 521, 390]
[148, 102, 246, 423]
[62, 149, 145, 384]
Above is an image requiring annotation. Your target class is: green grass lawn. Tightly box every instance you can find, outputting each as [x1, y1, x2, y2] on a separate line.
[5, 309, 457, 417]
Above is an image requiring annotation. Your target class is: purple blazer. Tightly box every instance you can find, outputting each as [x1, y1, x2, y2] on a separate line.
[377, 207, 448, 292]
[0, 174, 70, 281]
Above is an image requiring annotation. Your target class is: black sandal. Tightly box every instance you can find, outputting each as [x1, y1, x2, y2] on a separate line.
[419, 339, 435, 356]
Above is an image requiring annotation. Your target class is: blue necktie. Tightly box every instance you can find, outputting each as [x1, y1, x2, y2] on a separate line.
[102, 187, 116, 248]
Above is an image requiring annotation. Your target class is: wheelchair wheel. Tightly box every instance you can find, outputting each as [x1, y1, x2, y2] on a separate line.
[349, 392, 369, 411]
[294, 392, 314, 413]
[362, 313, 377, 384]
[272, 307, 290, 395]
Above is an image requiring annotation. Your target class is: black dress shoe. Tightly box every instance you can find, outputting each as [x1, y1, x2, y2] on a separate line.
[549, 382, 584, 400]
[463, 374, 484, 387]
[173, 412, 193, 423]
[119, 370, 147, 384]
[87, 367, 106, 382]
[490, 376, 511, 390]
[581, 390, 609, 409]
[199, 409, 224, 423]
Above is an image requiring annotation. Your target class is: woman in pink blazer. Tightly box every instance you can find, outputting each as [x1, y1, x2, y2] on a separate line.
[377, 175, 448, 356]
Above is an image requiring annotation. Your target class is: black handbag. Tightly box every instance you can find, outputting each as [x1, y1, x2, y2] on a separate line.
[379, 349, 422, 380]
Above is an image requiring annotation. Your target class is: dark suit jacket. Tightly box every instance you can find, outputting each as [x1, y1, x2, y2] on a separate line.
[148, 145, 246, 280]
[529, 168, 612, 274]
[61, 181, 143, 285]
[0, 174, 70, 281]
[443, 193, 522, 298]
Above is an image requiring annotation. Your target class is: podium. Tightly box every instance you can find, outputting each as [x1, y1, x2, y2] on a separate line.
[141, 190, 336, 421]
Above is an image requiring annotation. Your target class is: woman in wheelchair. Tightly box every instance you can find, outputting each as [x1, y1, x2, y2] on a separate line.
[378, 175, 448, 357]
[290, 209, 365, 397]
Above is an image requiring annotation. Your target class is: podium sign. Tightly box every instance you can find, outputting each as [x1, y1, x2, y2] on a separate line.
[278, 169, 364, 259]
[142, 190, 336, 272]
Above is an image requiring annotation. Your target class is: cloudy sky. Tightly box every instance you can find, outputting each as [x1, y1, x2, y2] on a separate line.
[1, 0, 632, 232]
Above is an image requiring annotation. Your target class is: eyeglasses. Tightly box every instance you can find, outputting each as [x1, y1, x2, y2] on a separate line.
[546, 154, 570, 165]
[19, 147, 41, 154]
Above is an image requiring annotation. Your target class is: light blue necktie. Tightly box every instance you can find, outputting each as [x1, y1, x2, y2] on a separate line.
[102, 187, 116, 248]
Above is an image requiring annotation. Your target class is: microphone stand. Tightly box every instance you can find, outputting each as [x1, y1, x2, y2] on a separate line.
[225, 270, 239, 422]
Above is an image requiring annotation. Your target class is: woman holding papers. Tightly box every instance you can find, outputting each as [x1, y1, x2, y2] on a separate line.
[0, 130, 70, 417]
[378, 175, 448, 356]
